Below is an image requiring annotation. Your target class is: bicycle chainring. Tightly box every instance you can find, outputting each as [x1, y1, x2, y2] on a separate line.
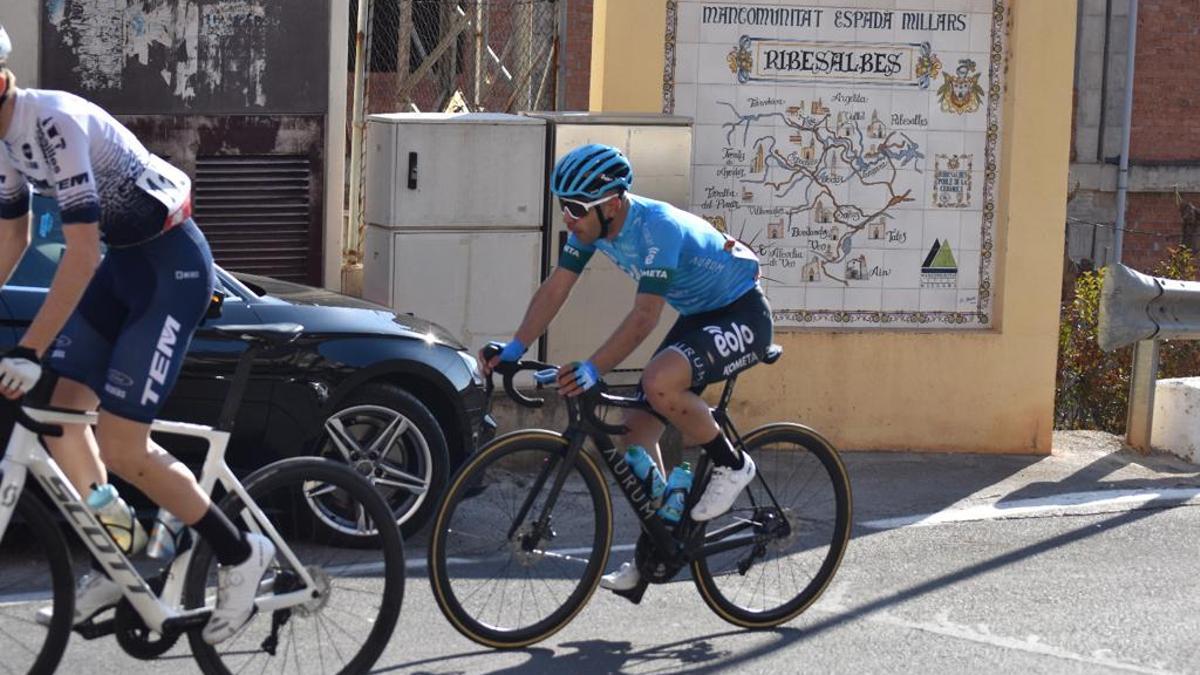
[114, 573, 181, 660]
[634, 532, 685, 584]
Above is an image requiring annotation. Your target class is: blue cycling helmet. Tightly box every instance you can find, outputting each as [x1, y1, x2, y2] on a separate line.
[0, 25, 9, 65]
[550, 144, 633, 200]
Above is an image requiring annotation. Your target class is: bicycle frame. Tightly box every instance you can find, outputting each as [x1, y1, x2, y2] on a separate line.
[518, 374, 787, 570]
[0, 405, 318, 635]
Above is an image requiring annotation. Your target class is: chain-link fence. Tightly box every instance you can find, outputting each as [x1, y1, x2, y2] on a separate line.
[343, 0, 563, 274]
[352, 0, 561, 115]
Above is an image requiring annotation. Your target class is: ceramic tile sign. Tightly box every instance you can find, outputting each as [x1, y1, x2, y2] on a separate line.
[664, 0, 1007, 328]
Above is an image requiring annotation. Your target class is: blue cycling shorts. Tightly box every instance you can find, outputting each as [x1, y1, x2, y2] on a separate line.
[47, 219, 214, 423]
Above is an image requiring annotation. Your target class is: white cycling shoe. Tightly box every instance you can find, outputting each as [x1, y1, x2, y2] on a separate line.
[690, 454, 756, 522]
[202, 533, 276, 645]
[599, 561, 641, 592]
[35, 570, 122, 627]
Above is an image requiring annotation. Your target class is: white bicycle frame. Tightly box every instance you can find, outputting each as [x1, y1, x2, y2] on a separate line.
[0, 405, 318, 634]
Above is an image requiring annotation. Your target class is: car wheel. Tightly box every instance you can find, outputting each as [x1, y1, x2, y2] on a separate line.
[310, 383, 449, 545]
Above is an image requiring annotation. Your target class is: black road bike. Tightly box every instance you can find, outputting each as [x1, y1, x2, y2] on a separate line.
[428, 343, 851, 648]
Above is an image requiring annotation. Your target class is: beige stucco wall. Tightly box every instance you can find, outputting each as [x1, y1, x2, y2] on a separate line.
[589, 0, 1075, 453]
[0, 0, 40, 87]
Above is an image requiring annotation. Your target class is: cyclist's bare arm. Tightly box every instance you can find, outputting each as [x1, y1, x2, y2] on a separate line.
[20, 221, 100, 355]
[513, 266, 580, 345]
[482, 266, 580, 373]
[0, 213, 31, 286]
[589, 292, 665, 374]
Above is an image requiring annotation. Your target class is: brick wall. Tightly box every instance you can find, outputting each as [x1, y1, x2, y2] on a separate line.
[560, 0, 593, 111]
[1121, 191, 1200, 272]
[1129, 0, 1200, 162]
[1101, 0, 1200, 272]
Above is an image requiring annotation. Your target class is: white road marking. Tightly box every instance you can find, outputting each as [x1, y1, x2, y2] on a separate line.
[813, 603, 1178, 675]
[859, 488, 1200, 531]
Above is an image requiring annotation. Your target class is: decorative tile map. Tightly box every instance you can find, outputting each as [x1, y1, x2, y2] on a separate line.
[663, 0, 1007, 327]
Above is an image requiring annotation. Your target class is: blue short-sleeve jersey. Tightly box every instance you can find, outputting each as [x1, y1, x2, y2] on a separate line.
[558, 194, 760, 316]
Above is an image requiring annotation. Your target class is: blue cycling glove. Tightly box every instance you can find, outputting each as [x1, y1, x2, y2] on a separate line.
[498, 338, 527, 362]
[568, 360, 600, 392]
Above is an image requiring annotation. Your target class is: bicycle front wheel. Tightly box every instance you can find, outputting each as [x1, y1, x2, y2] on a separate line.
[429, 431, 612, 649]
[184, 458, 405, 675]
[692, 423, 852, 628]
[0, 492, 75, 675]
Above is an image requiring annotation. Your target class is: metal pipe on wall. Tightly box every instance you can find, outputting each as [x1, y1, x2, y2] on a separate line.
[474, 0, 483, 109]
[1097, 0, 1112, 163]
[555, 0, 568, 110]
[345, 0, 371, 270]
[1112, 0, 1138, 263]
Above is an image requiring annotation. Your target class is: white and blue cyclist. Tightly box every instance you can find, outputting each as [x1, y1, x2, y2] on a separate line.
[0, 25, 272, 644]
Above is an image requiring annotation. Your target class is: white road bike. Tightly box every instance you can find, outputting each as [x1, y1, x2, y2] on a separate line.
[0, 323, 405, 674]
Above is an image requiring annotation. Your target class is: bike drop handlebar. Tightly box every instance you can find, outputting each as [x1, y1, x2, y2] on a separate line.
[0, 397, 65, 438]
[480, 342, 630, 437]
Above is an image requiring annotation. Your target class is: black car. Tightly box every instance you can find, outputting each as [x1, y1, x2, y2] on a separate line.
[0, 210, 495, 543]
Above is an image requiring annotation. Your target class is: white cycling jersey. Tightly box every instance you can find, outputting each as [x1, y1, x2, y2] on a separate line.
[0, 88, 190, 247]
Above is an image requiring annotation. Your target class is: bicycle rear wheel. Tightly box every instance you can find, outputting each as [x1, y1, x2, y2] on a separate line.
[184, 458, 405, 675]
[429, 431, 612, 648]
[0, 492, 75, 675]
[691, 423, 852, 627]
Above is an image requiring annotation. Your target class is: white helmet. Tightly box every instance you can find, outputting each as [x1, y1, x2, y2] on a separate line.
[0, 25, 9, 64]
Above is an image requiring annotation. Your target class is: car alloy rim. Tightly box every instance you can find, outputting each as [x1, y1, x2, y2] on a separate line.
[308, 403, 433, 537]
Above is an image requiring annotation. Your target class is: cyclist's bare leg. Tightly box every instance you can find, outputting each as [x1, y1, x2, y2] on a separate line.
[622, 408, 667, 472]
[94, 411, 211, 522]
[640, 350, 720, 445]
[42, 377, 107, 495]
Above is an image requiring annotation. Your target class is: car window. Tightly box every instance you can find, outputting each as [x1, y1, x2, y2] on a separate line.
[7, 195, 240, 301]
[8, 194, 107, 288]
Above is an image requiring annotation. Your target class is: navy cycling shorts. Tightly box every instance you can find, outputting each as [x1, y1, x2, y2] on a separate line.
[637, 286, 774, 396]
[48, 219, 214, 423]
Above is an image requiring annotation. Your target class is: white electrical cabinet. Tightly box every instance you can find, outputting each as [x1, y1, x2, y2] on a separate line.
[363, 113, 545, 350]
[364, 226, 541, 349]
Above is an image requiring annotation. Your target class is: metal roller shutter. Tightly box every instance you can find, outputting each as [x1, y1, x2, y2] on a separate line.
[193, 155, 315, 283]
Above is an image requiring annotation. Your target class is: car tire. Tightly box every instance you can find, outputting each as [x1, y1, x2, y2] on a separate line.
[310, 382, 449, 545]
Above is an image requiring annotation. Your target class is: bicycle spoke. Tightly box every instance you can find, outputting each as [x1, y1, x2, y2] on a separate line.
[531, 548, 592, 565]
[316, 614, 348, 664]
[313, 614, 326, 674]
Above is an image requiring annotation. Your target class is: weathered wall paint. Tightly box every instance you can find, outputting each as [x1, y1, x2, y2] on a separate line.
[41, 0, 328, 114]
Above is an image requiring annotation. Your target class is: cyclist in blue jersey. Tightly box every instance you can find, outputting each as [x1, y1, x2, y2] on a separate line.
[0, 27, 272, 643]
[481, 143, 774, 592]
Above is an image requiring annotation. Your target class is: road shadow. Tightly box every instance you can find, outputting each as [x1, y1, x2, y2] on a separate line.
[384, 502, 1171, 674]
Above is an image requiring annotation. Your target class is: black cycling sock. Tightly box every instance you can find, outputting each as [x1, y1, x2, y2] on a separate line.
[192, 506, 251, 566]
[702, 433, 743, 470]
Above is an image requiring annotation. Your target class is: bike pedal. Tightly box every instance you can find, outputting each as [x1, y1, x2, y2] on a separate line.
[75, 616, 115, 640]
[610, 579, 649, 605]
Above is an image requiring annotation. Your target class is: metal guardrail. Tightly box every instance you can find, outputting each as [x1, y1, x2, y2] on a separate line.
[1098, 263, 1200, 450]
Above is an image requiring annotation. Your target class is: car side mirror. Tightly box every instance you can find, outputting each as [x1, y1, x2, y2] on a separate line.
[206, 289, 226, 320]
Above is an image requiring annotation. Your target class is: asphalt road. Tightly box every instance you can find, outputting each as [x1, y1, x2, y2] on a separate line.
[6, 431, 1200, 674]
